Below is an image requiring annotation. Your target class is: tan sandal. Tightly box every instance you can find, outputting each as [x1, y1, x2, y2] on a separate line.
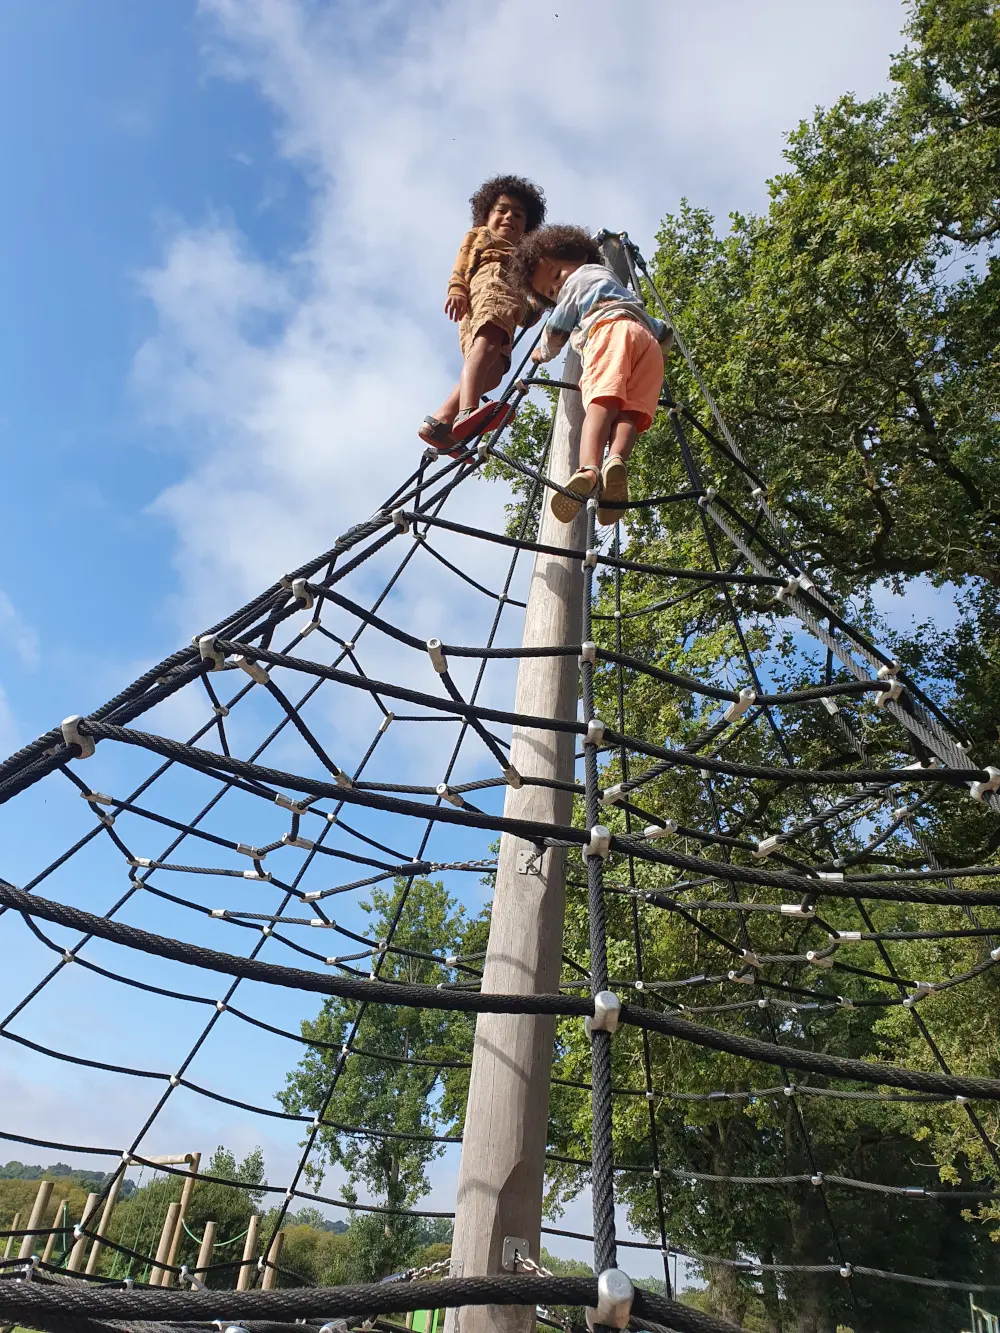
[550, 466, 600, 523]
[597, 456, 629, 526]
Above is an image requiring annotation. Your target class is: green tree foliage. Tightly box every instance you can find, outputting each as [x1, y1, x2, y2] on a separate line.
[247, 3, 999, 1328]
[0, 1176, 94, 1263]
[636, 0, 999, 595]
[0, 1161, 131, 1194]
[279, 876, 483, 1279]
[493, 3, 1000, 1329]
[104, 1146, 265, 1285]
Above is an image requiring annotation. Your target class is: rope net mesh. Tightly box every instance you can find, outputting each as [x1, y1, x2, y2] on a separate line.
[0, 232, 998, 1333]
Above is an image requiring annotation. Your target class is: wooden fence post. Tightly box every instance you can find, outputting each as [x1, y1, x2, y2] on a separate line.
[236, 1214, 260, 1291]
[66, 1195, 98, 1273]
[148, 1201, 180, 1287]
[195, 1219, 217, 1278]
[85, 1169, 125, 1275]
[18, 1179, 54, 1260]
[3, 1212, 21, 1261]
[161, 1152, 202, 1287]
[41, 1198, 67, 1265]
[260, 1229, 283, 1290]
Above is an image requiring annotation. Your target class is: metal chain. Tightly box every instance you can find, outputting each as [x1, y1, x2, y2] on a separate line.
[404, 1259, 453, 1282]
[513, 1252, 554, 1279]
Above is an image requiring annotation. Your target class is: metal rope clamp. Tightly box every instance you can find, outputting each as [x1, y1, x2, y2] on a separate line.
[585, 990, 621, 1038]
[970, 766, 1000, 802]
[752, 834, 782, 859]
[582, 825, 611, 861]
[61, 716, 95, 759]
[585, 1268, 634, 1330]
[235, 655, 269, 685]
[644, 819, 677, 840]
[874, 661, 902, 708]
[723, 687, 756, 721]
[198, 635, 227, 671]
[585, 718, 606, 747]
[774, 575, 801, 604]
[279, 573, 315, 608]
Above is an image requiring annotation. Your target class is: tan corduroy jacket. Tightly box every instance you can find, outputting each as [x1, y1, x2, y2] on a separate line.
[446, 226, 516, 298]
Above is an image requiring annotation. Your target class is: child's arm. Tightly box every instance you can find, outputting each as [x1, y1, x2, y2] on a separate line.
[530, 283, 583, 363]
[445, 229, 479, 322]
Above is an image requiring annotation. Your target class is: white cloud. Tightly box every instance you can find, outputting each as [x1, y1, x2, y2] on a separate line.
[0, 682, 19, 757]
[113, 0, 916, 1263]
[133, 0, 907, 634]
[0, 590, 40, 669]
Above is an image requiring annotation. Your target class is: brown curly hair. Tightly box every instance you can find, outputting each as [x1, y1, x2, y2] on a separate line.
[507, 225, 603, 306]
[469, 175, 546, 233]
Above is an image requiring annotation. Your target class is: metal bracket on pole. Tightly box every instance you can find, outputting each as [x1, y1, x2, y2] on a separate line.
[516, 848, 543, 876]
[501, 1237, 529, 1272]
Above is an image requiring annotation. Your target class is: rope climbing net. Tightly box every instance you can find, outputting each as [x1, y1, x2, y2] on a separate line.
[0, 232, 998, 1333]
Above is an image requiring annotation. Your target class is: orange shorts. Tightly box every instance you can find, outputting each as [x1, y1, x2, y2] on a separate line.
[580, 318, 664, 432]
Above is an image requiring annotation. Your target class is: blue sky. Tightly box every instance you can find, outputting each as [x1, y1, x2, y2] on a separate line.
[0, 0, 937, 1281]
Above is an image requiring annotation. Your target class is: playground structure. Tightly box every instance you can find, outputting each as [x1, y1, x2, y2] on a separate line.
[0, 1155, 293, 1291]
[0, 232, 998, 1333]
[968, 1302, 1000, 1333]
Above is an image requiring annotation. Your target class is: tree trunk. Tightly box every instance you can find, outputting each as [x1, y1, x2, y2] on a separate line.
[705, 1125, 748, 1326]
[706, 1263, 748, 1327]
[760, 1251, 783, 1333]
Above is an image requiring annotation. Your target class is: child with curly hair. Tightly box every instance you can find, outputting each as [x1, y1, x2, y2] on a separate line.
[509, 225, 673, 525]
[419, 175, 546, 453]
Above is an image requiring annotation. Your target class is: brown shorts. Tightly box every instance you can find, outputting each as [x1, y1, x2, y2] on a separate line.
[459, 260, 525, 368]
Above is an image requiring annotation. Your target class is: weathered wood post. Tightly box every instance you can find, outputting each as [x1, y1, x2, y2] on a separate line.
[18, 1179, 53, 1260]
[260, 1229, 284, 1290]
[445, 356, 587, 1333]
[66, 1195, 98, 1272]
[41, 1197, 67, 1265]
[3, 1212, 21, 1261]
[85, 1168, 125, 1275]
[236, 1214, 260, 1291]
[162, 1152, 202, 1287]
[195, 1219, 217, 1278]
[148, 1201, 181, 1286]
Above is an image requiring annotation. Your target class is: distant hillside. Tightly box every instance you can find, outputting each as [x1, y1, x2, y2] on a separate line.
[0, 1160, 136, 1198]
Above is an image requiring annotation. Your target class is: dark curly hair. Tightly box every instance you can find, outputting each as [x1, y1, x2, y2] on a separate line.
[469, 175, 546, 233]
[507, 225, 603, 306]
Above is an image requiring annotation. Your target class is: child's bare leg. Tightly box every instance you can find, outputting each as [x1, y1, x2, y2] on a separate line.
[579, 399, 622, 473]
[430, 383, 462, 427]
[595, 410, 642, 526]
[427, 338, 506, 436]
[459, 325, 508, 412]
[607, 411, 642, 462]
